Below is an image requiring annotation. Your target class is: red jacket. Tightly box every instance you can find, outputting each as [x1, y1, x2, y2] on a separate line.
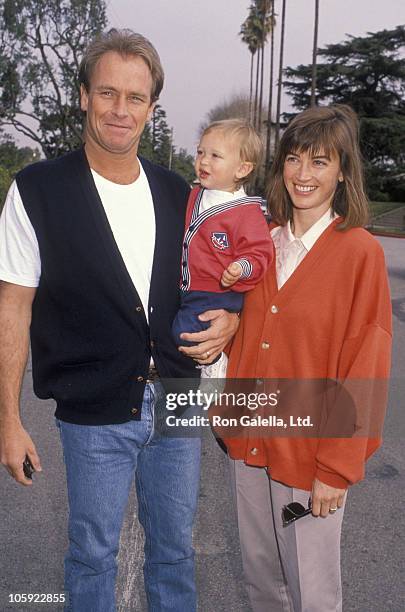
[180, 188, 273, 293]
[216, 221, 392, 490]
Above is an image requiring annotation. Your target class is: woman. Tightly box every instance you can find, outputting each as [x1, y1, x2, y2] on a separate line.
[221, 105, 392, 612]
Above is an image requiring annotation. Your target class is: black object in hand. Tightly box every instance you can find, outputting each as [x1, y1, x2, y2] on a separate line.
[282, 498, 312, 526]
[23, 455, 35, 479]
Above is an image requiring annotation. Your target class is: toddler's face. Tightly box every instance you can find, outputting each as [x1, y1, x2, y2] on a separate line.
[195, 130, 250, 192]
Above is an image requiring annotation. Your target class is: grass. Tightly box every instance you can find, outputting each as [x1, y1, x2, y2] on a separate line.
[369, 201, 405, 219]
[368, 201, 405, 236]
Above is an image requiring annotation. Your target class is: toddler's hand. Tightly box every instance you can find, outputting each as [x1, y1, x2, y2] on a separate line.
[221, 262, 243, 288]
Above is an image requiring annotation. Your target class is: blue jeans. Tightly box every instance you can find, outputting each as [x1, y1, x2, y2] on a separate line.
[56, 383, 201, 612]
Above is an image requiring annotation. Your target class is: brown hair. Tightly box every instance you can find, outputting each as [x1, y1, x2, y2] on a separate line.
[202, 119, 263, 186]
[79, 28, 164, 102]
[267, 105, 369, 229]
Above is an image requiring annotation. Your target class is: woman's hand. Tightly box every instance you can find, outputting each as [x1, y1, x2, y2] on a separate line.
[311, 478, 346, 518]
[179, 309, 239, 364]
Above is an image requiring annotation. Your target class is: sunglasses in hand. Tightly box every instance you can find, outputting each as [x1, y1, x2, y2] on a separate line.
[282, 499, 312, 527]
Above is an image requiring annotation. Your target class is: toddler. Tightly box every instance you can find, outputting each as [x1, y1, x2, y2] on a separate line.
[172, 119, 274, 379]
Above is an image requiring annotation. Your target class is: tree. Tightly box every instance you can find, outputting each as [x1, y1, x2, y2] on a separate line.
[0, 0, 107, 159]
[151, 104, 172, 167]
[0, 165, 10, 209]
[199, 92, 269, 166]
[171, 148, 195, 184]
[0, 137, 40, 172]
[310, 0, 320, 107]
[138, 122, 154, 162]
[284, 26, 405, 116]
[199, 94, 253, 132]
[0, 136, 40, 210]
[240, 13, 259, 121]
[274, 0, 287, 149]
[255, 1, 274, 132]
[265, 0, 276, 168]
[239, 2, 274, 128]
[139, 105, 195, 183]
[283, 26, 405, 199]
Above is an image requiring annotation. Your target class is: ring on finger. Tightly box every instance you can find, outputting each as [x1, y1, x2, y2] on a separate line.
[329, 507, 338, 513]
[205, 350, 210, 358]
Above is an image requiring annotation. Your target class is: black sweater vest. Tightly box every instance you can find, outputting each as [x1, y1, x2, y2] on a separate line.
[16, 148, 199, 425]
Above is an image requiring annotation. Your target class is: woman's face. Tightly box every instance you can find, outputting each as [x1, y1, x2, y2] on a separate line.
[283, 148, 343, 217]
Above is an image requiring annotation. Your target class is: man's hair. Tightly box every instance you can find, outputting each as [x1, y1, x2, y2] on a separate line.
[79, 28, 164, 102]
[267, 104, 369, 230]
[201, 119, 263, 185]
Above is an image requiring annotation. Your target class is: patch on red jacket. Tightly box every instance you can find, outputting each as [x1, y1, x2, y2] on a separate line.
[211, 232, 229, 250]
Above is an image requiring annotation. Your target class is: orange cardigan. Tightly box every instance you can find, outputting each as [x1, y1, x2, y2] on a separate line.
[222, 221, 392, 490]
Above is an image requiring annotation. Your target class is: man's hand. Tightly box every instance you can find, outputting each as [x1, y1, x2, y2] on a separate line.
[0, 281, 38, 485]
[311, 478, 346, 518]
[0, 420, 42, 486]
[179, 309, 239, 364]
[221, 262, 243, 288]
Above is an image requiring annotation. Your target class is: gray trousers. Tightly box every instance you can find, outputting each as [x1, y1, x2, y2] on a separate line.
[229, 459, 346, 612]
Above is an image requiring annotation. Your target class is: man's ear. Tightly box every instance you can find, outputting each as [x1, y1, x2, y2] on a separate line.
[80, 84, 89, 113]
[236, 161, 254, 180]
[146, 101, 156, 122]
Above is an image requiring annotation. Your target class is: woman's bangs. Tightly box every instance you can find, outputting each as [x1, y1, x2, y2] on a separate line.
[284, 121, 342, 160]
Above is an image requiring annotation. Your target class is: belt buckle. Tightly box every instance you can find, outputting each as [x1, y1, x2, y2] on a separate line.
[146, 366, 159, 383]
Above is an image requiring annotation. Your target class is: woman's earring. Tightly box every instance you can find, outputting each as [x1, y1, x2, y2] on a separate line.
[338, 177, 344, 183]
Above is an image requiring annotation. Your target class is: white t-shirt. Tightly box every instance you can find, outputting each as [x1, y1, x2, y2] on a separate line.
[0, 160, 156, 321]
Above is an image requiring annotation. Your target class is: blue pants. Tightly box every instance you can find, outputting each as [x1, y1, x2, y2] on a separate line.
[57, 383, 201, 612]
[172, 289, 244, 347]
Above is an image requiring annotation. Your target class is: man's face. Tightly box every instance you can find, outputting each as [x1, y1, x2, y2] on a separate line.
[80, 51, 155, 156]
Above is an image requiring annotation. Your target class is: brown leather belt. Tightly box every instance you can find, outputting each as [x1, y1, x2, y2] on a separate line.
[146, 366, 159, 383]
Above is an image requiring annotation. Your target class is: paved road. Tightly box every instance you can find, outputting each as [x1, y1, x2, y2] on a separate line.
[0, 236, 404, 612]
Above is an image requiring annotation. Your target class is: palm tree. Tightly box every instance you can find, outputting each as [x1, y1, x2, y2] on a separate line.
[256, 0, 274, 132]
[275, 0, 287, 149]
[265, 0, 276, 168]
[249, 9, 264, 128]
[240, 2, 274, 129]
[240, 13, 259, 122]
[253, 26, 261, 127]
[310, 0, 320, 106]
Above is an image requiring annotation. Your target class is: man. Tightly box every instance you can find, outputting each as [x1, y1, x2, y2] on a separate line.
[0, 29, 237, 611]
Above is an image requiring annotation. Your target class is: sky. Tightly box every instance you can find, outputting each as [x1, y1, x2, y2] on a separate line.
[105, 0, 405, 154]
